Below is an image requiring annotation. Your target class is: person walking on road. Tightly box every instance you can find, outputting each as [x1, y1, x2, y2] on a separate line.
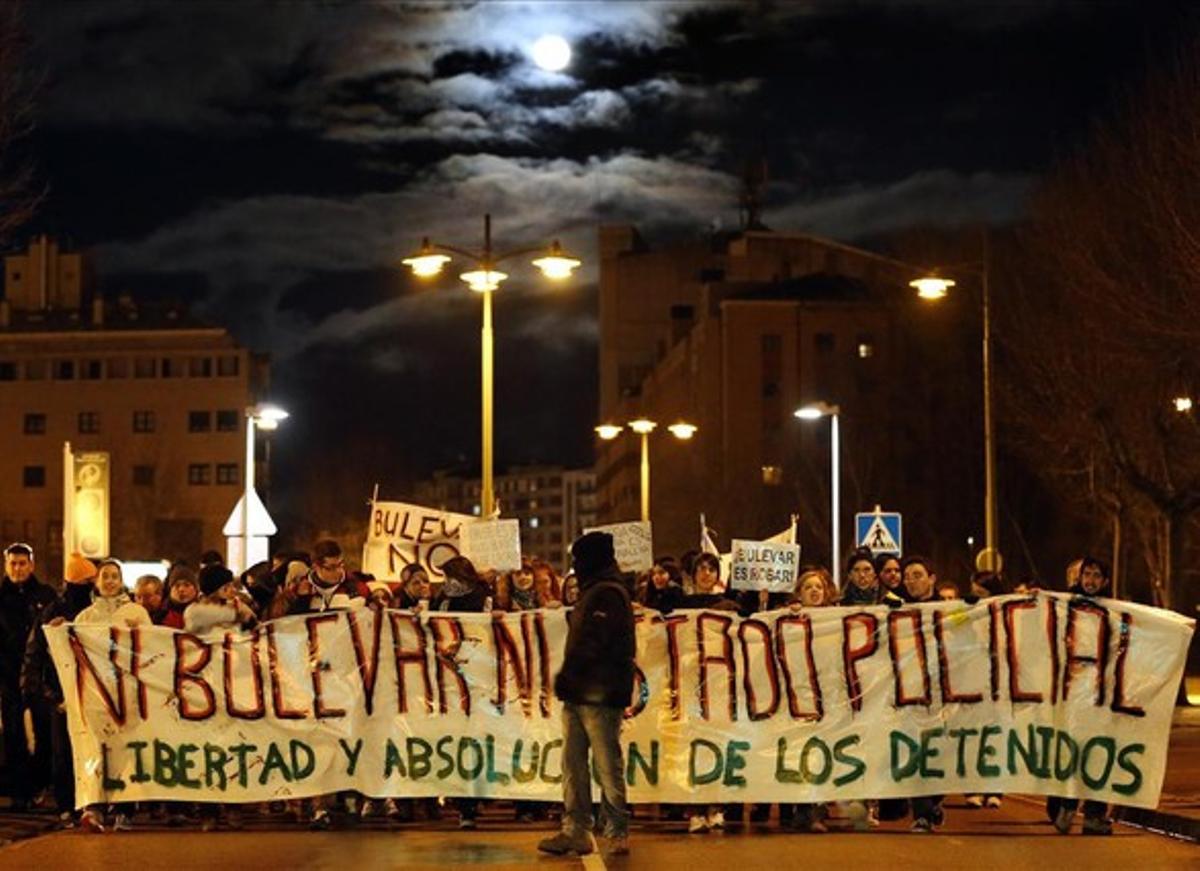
[538, 532, 635, 857]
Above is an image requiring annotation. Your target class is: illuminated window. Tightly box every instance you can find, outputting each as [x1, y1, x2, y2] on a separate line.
[762, 465, 784, 486]
[857, 343, 874, 359]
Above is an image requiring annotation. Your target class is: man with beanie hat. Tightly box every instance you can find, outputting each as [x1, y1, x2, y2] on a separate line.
[21, 553, 96, 822]
[539, 532, 634, 857]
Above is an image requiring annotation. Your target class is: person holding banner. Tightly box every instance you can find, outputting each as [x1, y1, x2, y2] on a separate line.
[842, 550, 881, 605]
[539, 532, 634, 857]
[1051, 556, 1116, 836]
[874, 554, 903, 596]
[397, 563, 432, 611]
[160, 566, 199, 629]
[898, 555, 946, 833]
[640, 557, 684, 614]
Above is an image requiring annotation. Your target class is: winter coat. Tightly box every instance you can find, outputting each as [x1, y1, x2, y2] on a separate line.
[286, 571, 369, 615]
[641, 581, 683, 614]
[184, 599, 254, 634]
[75, 594, 152, 627]
[0, 575, 57, 698]
[21, 583, 93, 706]
[841, 583, 881, 606]
[553, 566, 635, 709]
[430, 583, 488, 614]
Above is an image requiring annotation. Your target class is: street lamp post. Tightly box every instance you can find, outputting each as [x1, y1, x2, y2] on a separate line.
[403, 214, 581, 518]
[240, 403, 287, 572]
[910, 241, 999, 573]
[795, 402, 841, 588]
[596, 419, 697, 522]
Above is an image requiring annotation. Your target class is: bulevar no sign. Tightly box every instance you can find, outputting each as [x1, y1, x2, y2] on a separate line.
[48, 593, 1193, 808]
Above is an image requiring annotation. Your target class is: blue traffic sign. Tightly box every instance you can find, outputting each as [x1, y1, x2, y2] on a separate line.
[855, 508, 902, 556]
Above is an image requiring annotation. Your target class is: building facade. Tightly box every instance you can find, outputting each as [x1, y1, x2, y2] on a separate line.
[597, 225, 921, 563]
[414, 465, 597, 571]
[0, 237, 268, 571]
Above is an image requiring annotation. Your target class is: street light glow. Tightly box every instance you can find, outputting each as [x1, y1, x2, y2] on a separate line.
[595, 423, 623, 440]
[249, 404, 289, 430]
[460, 268, 508, 293]
[795, 402, 839, 420]
[402, 239, 451, 277]
[1174, 396, 1193, 412]
[667, 422, 698, 440]
[629, 418, 657, 435]
[910, 276, 955, 300]
[532, 241, 582, 279]
[532, 35, 571, 72]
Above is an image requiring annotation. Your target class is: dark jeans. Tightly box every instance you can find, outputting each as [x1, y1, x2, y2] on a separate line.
[561, 702, 628, 839]
[912, 795, 944, 822]
[1048, 796, 1107, 820]
[1, 694, 51, 804]
[50, 709, 74, 812]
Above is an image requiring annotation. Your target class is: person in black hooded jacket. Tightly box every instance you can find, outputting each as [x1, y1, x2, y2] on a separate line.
[539, 532, 634, 858]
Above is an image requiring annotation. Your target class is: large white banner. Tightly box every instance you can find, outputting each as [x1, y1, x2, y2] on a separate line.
[48, 593, 1193, 809]
[362, 500, 477, 580]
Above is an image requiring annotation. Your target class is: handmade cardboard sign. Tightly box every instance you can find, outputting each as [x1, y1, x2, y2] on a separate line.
[361, 500, 476, 580]
[461, 519, 522, 572]
[584, 521, 653, 572]
[729, 539, 801, 592]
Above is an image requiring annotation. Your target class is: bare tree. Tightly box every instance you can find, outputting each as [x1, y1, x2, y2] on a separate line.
[0, 1, 40, 242]
[1000, 34, 1200, 615]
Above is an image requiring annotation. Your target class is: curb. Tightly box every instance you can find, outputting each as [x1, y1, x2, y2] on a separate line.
[1116, 806, 1200, 844]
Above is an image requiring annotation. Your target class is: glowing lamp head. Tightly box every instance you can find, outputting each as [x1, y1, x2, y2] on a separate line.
[795, 402, 838, 420]
[910, 276, 954, 300]
[402, 239, 451, 277]
[667, 422, 697, 440]
[1174, 396, 1193, 413]
[460, 268, 508, 293]
[249, 404, 289, 430]
[628, 418, 657, 435]
[533, 241, 581, 280]
[595, 423, 623, 440]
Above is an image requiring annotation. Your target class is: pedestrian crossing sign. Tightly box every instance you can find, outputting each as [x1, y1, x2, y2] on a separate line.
[855, 507, 902, 556]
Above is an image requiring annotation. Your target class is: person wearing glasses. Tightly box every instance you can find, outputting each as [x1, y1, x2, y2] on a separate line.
[0, 542, 57, 812]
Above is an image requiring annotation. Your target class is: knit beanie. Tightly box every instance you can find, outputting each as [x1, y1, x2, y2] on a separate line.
[65, 553, 98, 584]
[571, 531, 616, 579]
[199, 564, 234, 597]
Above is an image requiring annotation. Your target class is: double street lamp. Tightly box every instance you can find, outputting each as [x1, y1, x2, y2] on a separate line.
[596, 418, 697, 522]
[403, 214, 581, 517]
[794, 402, 841, 588]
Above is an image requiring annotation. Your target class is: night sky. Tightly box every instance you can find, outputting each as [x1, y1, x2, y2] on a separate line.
[16, 1, 1196, 535]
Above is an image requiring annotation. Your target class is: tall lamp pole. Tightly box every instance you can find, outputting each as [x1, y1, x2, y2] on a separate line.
[403, 215, 581, 518]
[596, 419, 698, 522]
[241, 404, 287, 572]
[911, 237, 999, 573]
[795, 402, 841, 588]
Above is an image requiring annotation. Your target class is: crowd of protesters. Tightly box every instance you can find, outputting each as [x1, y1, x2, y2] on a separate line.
[0, 536, 1120, 841]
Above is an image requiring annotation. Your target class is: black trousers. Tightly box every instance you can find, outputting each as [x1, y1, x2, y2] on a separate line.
[1, 694, 52, 804]
[50, 708, 74, 812]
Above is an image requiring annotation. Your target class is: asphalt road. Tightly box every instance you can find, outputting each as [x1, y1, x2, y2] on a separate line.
[1, 795, 1196, 871]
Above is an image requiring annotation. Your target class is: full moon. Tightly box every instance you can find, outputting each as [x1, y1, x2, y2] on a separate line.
[532, 35, 571, 72]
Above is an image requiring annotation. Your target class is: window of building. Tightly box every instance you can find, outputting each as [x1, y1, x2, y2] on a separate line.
[23, 413, 45, 434]
[24, 360, 46, 380]
[53, 359, 75, 380]
[815, 332, 836, 354]
[762, 465, 784, 486]
[217, 355, 240, 377]
[0, 361, 15, 381]
[161, 357, 183, 378]
[189, 356, 213, 377]
[216, 410, 239, 432]
[188, 411, 212, 433]
[132, 465, 155, 487]
[78, 412, 100, 434]
[187, 464, 211, 485]
[81, 359, 103, 380]
[133, 411, 155, 433]
[529, 517, 540, 529]
[23, 466, 45, 488]
[134, 357, 156, 378]
[106, 358, 129, 379]
[856, 333, 875, 359]
[216, 463, 239, 485]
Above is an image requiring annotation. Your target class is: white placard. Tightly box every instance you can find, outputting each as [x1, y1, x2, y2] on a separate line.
[584, 520, 653, 572]
[729, 538, 801, 592]
[460, 519, 522, 572]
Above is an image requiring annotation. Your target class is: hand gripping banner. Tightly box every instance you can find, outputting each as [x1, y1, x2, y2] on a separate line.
[47, 592, 1193, 809]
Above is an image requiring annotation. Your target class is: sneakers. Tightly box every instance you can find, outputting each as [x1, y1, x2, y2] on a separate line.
[112, 813, 133, 832]
[201, 816, 218, 833]
[985, 795, 1002, 809]
[911, 817, 933, 833]
[79, 809, 104, 833]
[605, 835, 630, 855]
[845, 800, 870, 832]
[965, 794, 984, 808]
[309, 808, 332, 831]
[707, 808, 725, 830]
[1082, 816, 1113, 836]
[360, 799, 376, 819]
[1054, 805, 1076, 834]
[688, 814, 709, 834]
[537, 831, 596, 855]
